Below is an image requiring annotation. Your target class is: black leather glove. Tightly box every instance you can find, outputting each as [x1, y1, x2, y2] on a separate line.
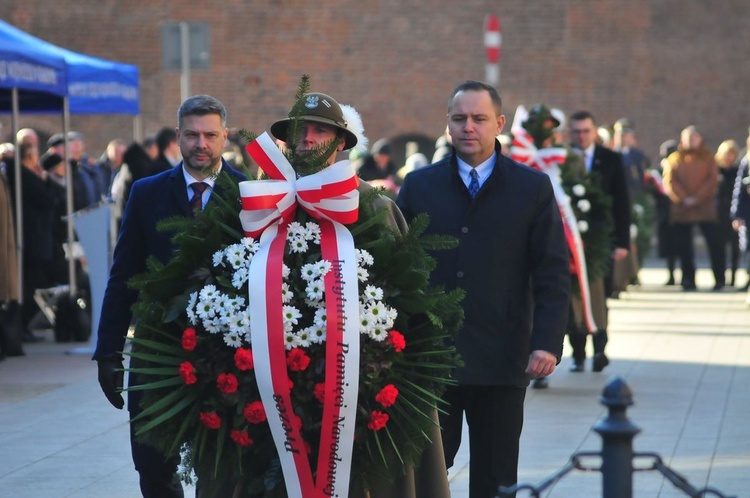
[97, 356, 125, 410]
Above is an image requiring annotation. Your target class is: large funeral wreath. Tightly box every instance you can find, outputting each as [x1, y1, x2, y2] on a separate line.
[123, 77, 464, 497]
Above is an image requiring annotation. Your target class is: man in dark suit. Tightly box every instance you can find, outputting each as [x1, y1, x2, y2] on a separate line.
[568, 110, 631, 372]
[396, 81, 570, 498]
[94, 94, 246, 498]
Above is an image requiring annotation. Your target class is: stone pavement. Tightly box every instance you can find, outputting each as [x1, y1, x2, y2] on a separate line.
[0, 261, 748, 497]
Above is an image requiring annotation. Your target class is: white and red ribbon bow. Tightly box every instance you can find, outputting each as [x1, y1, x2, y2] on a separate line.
[240, 132, 361, 497]
[511, 131, 598, 334]
[239, 133, 359, 237]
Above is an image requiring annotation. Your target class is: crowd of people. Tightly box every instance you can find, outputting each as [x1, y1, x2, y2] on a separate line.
[0, 122, 251, 357]
[357, 112, 750, 297]
[0, 81, 749, 497]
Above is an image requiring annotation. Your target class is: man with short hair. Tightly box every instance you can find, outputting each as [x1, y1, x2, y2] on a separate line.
[94, 95, 246, 497]
[568, 110, 631, 371]
[96, 138, 127, 197]
[148, 126, 182, 175]
[397, 81, 570, 498]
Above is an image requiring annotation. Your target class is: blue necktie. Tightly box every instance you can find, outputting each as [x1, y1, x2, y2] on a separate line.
[468, 169, 480, 198]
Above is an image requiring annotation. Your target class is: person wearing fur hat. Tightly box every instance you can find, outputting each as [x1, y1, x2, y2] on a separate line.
[269, 91, 450, 498]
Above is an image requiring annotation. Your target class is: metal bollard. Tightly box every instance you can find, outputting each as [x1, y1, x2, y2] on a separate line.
[593, 376, 641, 498]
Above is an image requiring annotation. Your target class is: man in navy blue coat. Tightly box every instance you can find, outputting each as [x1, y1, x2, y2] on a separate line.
[93, 95, 246, 497]
[397, 81, 570, 498]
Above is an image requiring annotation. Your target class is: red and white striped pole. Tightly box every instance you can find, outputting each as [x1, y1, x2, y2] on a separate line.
[484, 14, 502, 86]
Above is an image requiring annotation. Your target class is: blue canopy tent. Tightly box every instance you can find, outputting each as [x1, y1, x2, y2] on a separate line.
[0, 18, 139, 115]
[1, 19, 140, 349]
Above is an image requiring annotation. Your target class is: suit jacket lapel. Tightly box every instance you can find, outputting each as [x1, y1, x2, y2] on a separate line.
[168, 163, 192, 217]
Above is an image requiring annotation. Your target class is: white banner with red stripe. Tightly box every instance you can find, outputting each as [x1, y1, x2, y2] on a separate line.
[511, 131, 598, 333]
[242, 132, 361, 497]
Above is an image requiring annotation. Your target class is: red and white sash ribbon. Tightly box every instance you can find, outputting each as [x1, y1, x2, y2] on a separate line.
[242, 132, 361, 497]
[511, 131, 598, 333]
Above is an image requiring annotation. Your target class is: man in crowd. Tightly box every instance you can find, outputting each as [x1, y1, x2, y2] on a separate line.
[148, 126, 182, 175]
[94, 95, 245, 497]
[397, 80, 570, 498]
[568, 110, 631, 371]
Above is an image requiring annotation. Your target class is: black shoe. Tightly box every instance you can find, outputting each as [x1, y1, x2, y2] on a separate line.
[569, 361, 584, 372]
[682, 282, 697, 291]
[592, 353, 610, 372]
[531, 377, 549, 389]
[665, 275, 675, 286]
[713, 283, 724, 291]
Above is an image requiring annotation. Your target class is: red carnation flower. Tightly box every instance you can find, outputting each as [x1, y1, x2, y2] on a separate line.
[217, 373, 238, 394]
[243, 401, 267, 424]
[199, 411, 221, 429]
[375, 384, 399, 407]
[178, 361, 197, 385]
[181, 327, 198, 352]
[388, 330, 406, 352]
[230, 429, 254, 447]
[286, 348, 311, 372]
[367, 410, 389, 431]
[313, 382, 326, 404]
[234, 348, 254, 370]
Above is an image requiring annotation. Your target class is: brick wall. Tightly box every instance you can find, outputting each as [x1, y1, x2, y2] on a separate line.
[1, 0, 749, 164]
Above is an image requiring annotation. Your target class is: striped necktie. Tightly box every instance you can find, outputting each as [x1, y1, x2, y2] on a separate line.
[189, 182, 208, 212]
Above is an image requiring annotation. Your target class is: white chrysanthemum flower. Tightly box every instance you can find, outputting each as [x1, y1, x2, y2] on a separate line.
[363, 285, 383, 302]
[300, 262, 320, 281]
[305, 222, 321, 244]
[281, 283, 294, 303]
[315, 260, 332, 277]
[367, 301, 388, 322]
[204, 317, 224, 334]
[572, 184, 586, 197]
[241, 237, 259, 254]
[289, 236, 309, 254]
[359, 312, 376, 334]
[309, 325, 326, 343]
[223, 331, 243, 348]
[633, 204, 644, 216]
[186, 292, 198, 325]
[228, 312, 250, 335]
[356, 249, 374, 267]
[199, 285, 219, 301]
[577, 199, 591, 213]
[305, 298, 325, 309]
[224, 295, 246, 312]
[296, 329, 312, 348]
[385, 306, 398, 324]
[630, 223, 638, 239]
[283, 305, 302, 326]
[287, 221, 305, 239]
[225, 243, 247, 269]
[215, 292, 230, 310]
[196, 299, 217, 320]
[232, 267, 249, 289]
[357, 267, 369, 282]
[282, 264, 291, 279]
[578, 220, 589, 233]
[368, 325, 388, 342]
[313, 308, 327, 327]
[306, 280, 324, 301]
[212, 250, 224, 268]
[284, 331, 301, 350]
